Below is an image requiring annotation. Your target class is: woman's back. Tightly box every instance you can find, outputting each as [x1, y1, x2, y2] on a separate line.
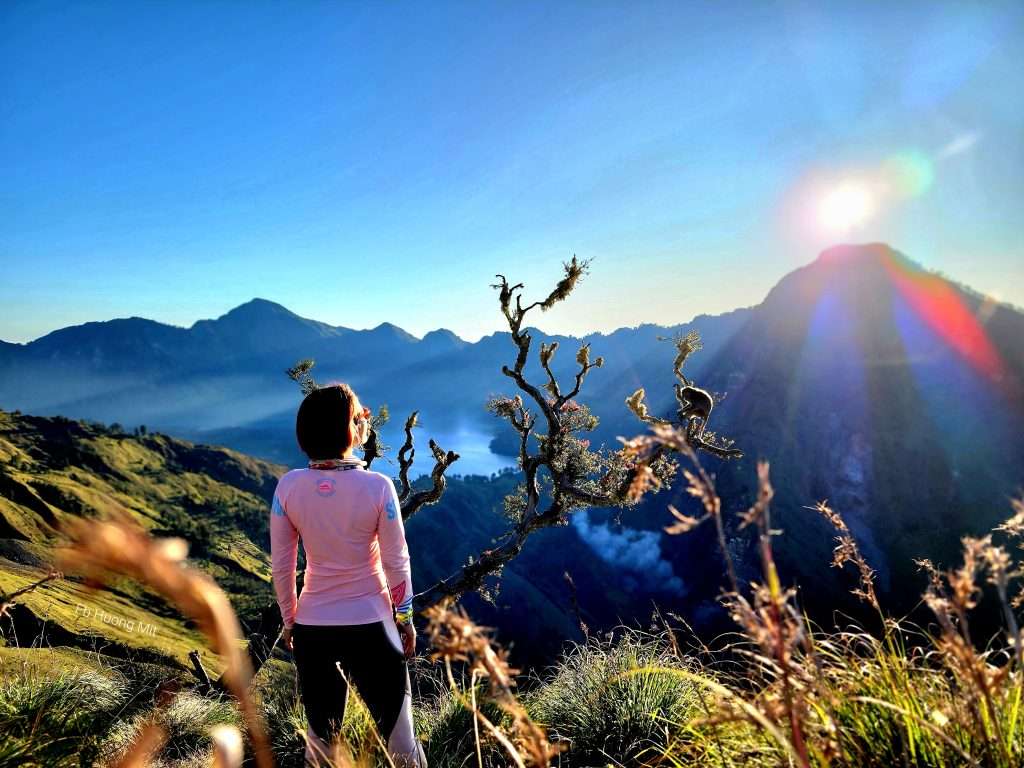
[270, 463, 413, 627]
[277, 384, 425, 765]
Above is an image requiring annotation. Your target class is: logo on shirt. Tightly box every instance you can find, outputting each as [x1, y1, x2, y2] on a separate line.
[315, 478, 337, 497]
[386, 497, 398, 520]
[390, 582, 406, 606]
[271, 494, 286, 517]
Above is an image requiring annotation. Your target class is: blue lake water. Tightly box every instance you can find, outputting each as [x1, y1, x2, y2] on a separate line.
[377, 420, 517, 478]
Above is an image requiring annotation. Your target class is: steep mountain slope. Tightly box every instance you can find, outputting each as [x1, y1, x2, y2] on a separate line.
[688, 244, 1024, 613]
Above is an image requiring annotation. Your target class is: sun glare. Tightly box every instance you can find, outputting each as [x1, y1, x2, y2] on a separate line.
[818, 182, 875, 234]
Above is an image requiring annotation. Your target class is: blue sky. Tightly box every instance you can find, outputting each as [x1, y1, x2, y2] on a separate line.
[2, 1, 1022, 343]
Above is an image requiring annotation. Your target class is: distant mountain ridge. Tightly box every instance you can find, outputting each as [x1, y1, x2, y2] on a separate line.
[0, 288, 752, 466]
[1, 244, 1022, 630]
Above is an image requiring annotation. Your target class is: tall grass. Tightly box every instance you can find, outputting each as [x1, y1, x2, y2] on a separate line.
[618, 422, 1024, 768]
[0, 667, 125, 767]
[103, 691, 242, 766]
[4, 425, 1022, 766]
[415, 674, 509, 767]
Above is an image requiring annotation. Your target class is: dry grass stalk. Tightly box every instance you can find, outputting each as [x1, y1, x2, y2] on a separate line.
[994, 495, 1024, 540]
[625, 422, 739, 593]
[301, 727, 360, 768]
[650, 427, 821, 766]
[919, 531, 1022, 765]
[424, 599, 564, 766]
[55, 513, 273, 768]
[210, 724, 245, 768]
[729, 460, 812, 768]
[812, 500, 879, 611]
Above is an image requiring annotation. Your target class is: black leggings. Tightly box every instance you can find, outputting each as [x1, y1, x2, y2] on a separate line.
[292, 621, 411, 747]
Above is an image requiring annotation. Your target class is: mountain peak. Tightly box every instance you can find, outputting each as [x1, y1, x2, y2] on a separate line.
[219, 297, 294, 319]
[243, 297, 284, 307]
[420, 327, 468, 350]
[189, 297, 349, 345]
[368, 322, 418, 342]
[813, 242, 923, 273]
[758, 243, 936, 313]
[186, 298, 301, 331]
[817, 242, 896, 263]
[421, 327, 462, 341]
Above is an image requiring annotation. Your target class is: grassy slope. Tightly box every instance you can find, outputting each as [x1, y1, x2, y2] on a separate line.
[2, 408, 1021, 766]
[0, 408, 283, 671]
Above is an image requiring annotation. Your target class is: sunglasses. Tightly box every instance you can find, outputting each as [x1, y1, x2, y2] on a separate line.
[353, 406, 372, 427]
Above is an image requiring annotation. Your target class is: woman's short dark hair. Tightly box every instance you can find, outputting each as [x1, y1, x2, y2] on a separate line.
[295, 383, 357, 461]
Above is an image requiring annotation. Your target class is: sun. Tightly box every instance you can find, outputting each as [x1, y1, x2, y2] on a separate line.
[818, 181, 875, 234]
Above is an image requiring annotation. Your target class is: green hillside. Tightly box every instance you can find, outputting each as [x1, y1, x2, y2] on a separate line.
[0, 407, 282, 672]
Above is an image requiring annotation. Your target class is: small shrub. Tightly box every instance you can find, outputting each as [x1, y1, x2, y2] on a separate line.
[103, 691, 241, 764]
[527, 627, 701, 766]
[417, 676, 509, 767]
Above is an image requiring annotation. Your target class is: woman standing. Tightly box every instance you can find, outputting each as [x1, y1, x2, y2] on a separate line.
[270, 383, 426, 766]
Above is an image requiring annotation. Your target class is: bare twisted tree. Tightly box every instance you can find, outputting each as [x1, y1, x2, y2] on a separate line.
[285, 359, 460, 521]
[208, 258, 741, 681]
[411, 256, 742, 609]
[277, 257, 742, 623]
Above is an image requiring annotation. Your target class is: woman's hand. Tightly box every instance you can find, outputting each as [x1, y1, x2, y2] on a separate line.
[281, 625, 293, 652]
[397, 621, 416, 659]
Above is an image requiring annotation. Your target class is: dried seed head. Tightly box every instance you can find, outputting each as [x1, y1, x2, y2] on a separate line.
[664, 504, 705, 535]
[56, 515, 272, 768]
[813, 501, 879, 609]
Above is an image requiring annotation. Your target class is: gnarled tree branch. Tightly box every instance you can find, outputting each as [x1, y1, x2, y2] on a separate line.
[274, 257, 739, 654]
[415, 258, 681, 610]
[415, 259, 743, 612]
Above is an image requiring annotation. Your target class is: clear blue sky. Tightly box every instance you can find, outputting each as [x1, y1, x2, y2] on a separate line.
[2, 1, 1022, 343]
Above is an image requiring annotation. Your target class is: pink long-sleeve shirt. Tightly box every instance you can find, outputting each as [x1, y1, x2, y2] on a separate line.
[269, 463, 413, 628]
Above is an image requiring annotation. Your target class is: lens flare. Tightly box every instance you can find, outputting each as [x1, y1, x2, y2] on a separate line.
[818, 181, 875, 234]
[883, 253, 1005, 381]
[783, 135, 974, 250]
[882, 151, 934, 199]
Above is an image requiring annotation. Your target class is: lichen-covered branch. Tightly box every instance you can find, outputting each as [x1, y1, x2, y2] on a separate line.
[401, 439, 460, 521]
[556, 343, 604, 406]
[396, 411, 419, 501]
[539, 342, 561, 399]
[626, 334, 744, 459]
[415, 258, 682, 610]
[284, 359, 318, 395]
[619, 421, 740, 593]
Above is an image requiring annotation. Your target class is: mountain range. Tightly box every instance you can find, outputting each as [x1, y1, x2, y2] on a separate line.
[0, 283, 751, 468]
[2, 243, 1022, 648]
